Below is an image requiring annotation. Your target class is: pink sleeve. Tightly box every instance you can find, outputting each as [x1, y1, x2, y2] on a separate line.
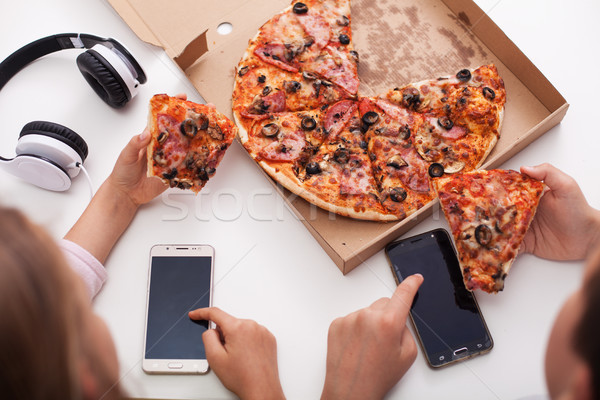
[59, 239, 108, 299]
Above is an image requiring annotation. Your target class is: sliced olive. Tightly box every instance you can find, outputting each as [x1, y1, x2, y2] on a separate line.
[153, 149, 167, 166]
[339, 34, 350, 45]
[162, 167, 178, 180]
[302, 71, 318, 80]
[475, 224, 492, 246]
[180, 119, 198, 138]
[262, 86, 272, 96]
[208, 125, 224, 141]
[283, 80, 302, 93]
[301, 116, 317, 131]
[428, 163, 445, 178]
[401, 87, 421, 110]
[238, 66, 249, 77]
[456, 69, 471, 81]
[386, 155, 408, 169]
[157, 131, 168, 144]
[359, 140, 368, 150]
[197, 167, 209, 181]
[437, 116, 454, 130]
[306, 161, 321, 175]
[257, 74, 266, 83]
[293, 2, 308, 14]
[336, 15, 350, 26]
[362, 111, 379, 126]
[398, 124, 411, 140]
[389, 187, 407, 202]
[176, 178, 193, 190]
[482, 87, 496, 100]
[261, 123, 280, 138]
[333, 147, 349, 164]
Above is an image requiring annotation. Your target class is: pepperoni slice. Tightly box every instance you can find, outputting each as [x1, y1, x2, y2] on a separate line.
[395, 146, 430, 193]
[324, 100, 357, 139]
[254, 44, 299, 73]
[440, 125, 467, 140]
[374, 98, 413, 123]
[262, 90, 286, 113]
[296, 13, 331, 50]
[258, 137, 305, 161]
[311, 46, 359, 95]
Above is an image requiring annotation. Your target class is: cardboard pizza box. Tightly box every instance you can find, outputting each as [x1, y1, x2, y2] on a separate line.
[108, 0, 568, 274]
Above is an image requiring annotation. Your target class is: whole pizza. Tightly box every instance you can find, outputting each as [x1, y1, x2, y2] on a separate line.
[232, 0, 506, 221]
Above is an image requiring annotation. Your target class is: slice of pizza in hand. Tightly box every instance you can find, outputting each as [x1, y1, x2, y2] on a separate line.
[147, 94, 237, 193]
[433, 169, 545, 293]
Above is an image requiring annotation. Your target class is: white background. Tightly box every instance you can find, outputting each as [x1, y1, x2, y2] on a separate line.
[0, 0, 598, 399]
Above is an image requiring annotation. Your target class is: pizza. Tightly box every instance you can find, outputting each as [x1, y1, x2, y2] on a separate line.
[232, 0, 506, 221]
[147, 94, 237, 193]
[433, 169, 545, 293]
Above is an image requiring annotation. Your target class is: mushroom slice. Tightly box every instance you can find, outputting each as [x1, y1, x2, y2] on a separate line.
[443, 160, 465, 174]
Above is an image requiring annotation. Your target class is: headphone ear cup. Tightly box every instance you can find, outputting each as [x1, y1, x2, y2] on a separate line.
[20, 121, 88, 161]
[76, 49, 130, 109]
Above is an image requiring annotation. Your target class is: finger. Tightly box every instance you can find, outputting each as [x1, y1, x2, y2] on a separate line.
[175, 93, 188, 100]
[388, 274, 424, 318]
[189, 307, 236, 329]
[398, 327, 418, 365]
[202, 328, 227, 362]
[369, 297, 390, 309]
[520, 163, 576, 193]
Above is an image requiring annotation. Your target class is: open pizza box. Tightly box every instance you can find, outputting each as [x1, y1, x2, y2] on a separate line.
[108, 0, 568, 274]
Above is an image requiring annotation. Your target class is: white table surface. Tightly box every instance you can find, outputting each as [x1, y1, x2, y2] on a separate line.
[1, 1, 598, 399]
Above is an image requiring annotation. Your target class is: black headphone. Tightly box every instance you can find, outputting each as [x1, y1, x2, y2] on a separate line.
[0, 33, 147, 191]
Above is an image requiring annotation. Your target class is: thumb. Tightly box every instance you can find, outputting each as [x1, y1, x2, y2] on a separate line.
[119, 129, 150, 164]
[202, 328, 227, 366]
[520, 163, 574, 193]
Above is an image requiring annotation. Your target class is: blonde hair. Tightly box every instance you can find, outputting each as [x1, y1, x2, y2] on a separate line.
[0, 206, 118, 399]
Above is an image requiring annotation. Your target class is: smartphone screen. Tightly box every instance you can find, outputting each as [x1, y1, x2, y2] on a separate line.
[143, 245, 213, 374]
[385, 229, 493, 368]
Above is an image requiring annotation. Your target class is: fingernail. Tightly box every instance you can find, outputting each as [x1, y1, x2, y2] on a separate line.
[139, 130, 149, 141]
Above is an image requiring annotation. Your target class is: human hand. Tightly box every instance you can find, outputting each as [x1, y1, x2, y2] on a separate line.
[320, 274, 423, 400]
[105, 129, 167, 207]
[189, 307, 285, 400]
[520, 163, 600, 260]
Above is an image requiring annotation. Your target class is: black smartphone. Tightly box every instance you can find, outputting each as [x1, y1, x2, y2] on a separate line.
[143, 245, 214, 374]
[385, 228, 493, 368]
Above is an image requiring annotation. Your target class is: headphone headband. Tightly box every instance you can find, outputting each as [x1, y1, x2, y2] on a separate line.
[0, 33, 146, 91]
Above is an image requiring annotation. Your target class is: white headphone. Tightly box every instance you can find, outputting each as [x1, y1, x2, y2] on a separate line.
[0, 33, 147, 191]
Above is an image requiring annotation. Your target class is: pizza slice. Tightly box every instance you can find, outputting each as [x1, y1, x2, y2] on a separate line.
[433, 169, 545, 293]
[359, 97, 435, 220]
[298, 100, 391, 220]
[147, 94, 236, 193]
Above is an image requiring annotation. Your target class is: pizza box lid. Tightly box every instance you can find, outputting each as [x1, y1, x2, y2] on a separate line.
[108, 0, 568, 274]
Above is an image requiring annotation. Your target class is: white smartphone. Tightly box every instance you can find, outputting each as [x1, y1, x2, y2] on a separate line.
[142, 244, 214, 374]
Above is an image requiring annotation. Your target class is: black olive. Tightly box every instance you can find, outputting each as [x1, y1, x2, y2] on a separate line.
[401, 87, 421, 110]
[359, 140, 368, 150]
[334, 147, 349, 164]
[197, 167, 209, 181]
[306, 161, 321, 175]
[157, 131, 168, 144]
[457, 97, 467, 106]
[163, 168, 178, 180]
[301, 116, 317, 131]
[321, 80, 333, 87]
[362, 111, 379, 126]
[261, 123, 280, 138]
[180, 119, 198, 138]
[349, 50, 359, 62]
[238, 66, 249, 77]
[293, 2, 308, 14]
[262, 86, 272, 96]
[336, 15, 350, 26]
[428, 163, 445, 178]
[257, 75, 266, 83]
[475, 224, 492, 246]
[482, 87, 496, 100]
[399, 125, 411, 140]
[437, 116, 454, 130]
[389, 187, 407, 202]
[456, 69, 471, 81]
[339, 34, 350, 45]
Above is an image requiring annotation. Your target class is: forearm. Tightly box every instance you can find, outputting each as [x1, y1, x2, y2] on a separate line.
[64, 178, 138, 264]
